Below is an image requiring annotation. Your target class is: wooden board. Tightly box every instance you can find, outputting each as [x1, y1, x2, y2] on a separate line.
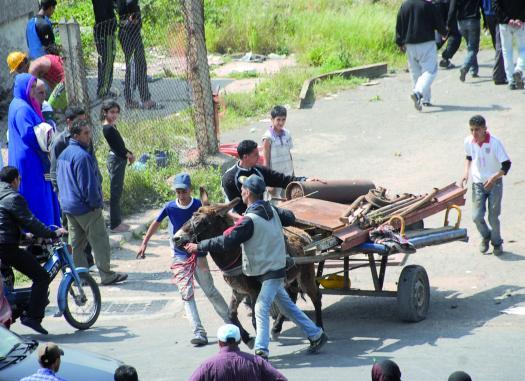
[280, 198, 348, 231]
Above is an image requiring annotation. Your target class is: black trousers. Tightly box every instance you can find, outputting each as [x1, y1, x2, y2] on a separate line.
[107, 153, 127, 229]
[94, 20, 117, 98]
[118, 20, 151, 103]
[0, 244, 50, 321]
[435, 2, 462, 60]
[485, 15, 507, 83]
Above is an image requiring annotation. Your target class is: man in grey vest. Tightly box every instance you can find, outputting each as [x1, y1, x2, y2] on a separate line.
[185, 174, 327, 359]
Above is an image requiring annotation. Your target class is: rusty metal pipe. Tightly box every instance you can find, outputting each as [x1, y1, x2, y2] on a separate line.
[285, 179, 375, 204]
[366, 195, 419, 218]
[399, 188, 439, 217]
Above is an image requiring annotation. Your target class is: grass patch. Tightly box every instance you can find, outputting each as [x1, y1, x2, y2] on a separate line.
[220, 66, 367, 131]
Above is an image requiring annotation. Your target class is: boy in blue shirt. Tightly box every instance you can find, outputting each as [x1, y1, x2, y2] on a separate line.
[137, 173, 230, 346]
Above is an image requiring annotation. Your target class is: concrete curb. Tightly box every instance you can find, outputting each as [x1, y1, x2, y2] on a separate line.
[299, 63, 388, 109]
[108, 208, 161, 249]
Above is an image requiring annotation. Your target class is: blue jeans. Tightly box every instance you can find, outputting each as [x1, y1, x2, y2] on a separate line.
[254, 277, 322, 354]
[472, 180, 503, 246]
[458, 19, 480, 74]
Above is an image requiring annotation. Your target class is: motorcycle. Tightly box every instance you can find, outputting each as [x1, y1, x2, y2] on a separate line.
[1, 237, 101, 330]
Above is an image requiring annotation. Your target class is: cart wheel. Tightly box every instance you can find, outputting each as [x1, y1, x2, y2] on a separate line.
[397, 265, 429, 322]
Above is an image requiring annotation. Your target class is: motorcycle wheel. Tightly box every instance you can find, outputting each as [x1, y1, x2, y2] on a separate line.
[63, 273, 101, 330]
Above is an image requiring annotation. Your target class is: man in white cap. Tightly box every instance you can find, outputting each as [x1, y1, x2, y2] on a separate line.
[188, 324, 287, 381]
[20, 342, 66, 381]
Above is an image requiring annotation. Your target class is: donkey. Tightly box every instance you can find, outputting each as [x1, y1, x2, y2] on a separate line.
[173, 195, 323, 346]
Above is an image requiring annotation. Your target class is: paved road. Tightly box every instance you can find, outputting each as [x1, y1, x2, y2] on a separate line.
[13, 49, 525, 381]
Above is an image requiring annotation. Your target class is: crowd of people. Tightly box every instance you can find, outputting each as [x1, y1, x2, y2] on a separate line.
[0, 0, 517, 380]
[396, 0, 525, 111]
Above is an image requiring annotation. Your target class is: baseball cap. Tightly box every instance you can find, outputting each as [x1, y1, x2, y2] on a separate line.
[172, 172, 191, 190]
[38, 342, 64, 366]
[239, 174, 266, 195]
[7, 52, 27, 73]
[217, 324, 241, 343]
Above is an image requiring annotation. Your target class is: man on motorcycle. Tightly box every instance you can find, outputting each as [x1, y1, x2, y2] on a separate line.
[0, 166, 66, 334]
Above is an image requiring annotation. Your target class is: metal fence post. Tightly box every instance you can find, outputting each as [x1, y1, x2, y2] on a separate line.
[181, 0, 218, 160]
[58, 17, 93, 130]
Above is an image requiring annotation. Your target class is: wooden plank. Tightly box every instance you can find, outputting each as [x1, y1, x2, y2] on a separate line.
[280, 198, 348, 231]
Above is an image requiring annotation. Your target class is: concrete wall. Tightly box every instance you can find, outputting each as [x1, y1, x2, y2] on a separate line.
[0, 0, 37, 125]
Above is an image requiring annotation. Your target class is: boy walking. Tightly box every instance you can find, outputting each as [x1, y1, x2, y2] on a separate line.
[460, 115, 511, 255]
[396, 0, 447, 110]
[261, 105, 294, 200]
[137, 173, 230, 346]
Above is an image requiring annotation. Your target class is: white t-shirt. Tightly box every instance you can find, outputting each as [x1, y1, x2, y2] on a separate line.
[464, 133, 510, 183]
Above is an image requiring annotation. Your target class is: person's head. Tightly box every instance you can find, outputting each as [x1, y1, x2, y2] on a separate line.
[37, 342, 63, 372]
[240, 174, 265, 205]
[448, 371, 472, 381]
[114, 365, 139, 381]
[469, 114, 487, 144]
[270, 105, 287, 132]
[100, 99, 121, 124]
[236, 140, 259, 168]
[70, 119, 92, 147]
[65, 106, 87, 129]
[172, 172, 192, 204]
[217, 324, 241, 349]
[0, 166, 21, 190]
[35, 80, 47, 106]
[371, 359, 401, 381]
[7, 51, 29, 74]
[39, 0, 57, 15]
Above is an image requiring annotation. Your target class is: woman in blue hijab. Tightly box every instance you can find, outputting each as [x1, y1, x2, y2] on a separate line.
[8, 73, 60, 227]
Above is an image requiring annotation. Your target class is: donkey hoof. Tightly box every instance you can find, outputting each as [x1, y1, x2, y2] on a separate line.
[246, 337, 255, 349]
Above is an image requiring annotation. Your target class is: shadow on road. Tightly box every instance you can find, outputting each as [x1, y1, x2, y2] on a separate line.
[23, 325, 136, 344]
[269, 284, 525, 369]
[425, 104, 510, 113]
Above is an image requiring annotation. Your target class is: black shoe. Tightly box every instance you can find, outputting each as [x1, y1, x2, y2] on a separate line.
[439, 59, 455, 69]
[513, 70, 524, 89]
[422, 101, 432, 107]
[307, 332, 328, 354]
[471, 73, 479, 78]
[21, 316, 48, 335]
[255, 349, 269, 360]
[190, 333, 208, 347]
[479, 239, 490, 254]
[459, 68, 467, 82]
[410, 92, 422, 111]
[494, 80, 508, 85]
[101, 272, 128, 286]
[493, 244, 503, 256]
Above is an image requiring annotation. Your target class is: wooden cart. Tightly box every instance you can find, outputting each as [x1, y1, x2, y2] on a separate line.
[280, 183, 468, 322]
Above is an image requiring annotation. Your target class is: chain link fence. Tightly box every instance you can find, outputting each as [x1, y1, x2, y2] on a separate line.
[58, 1, 225, 215]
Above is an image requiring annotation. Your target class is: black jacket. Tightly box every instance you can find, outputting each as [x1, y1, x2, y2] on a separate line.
[448, 0, 482, 25]
[493, 0, 525, 23]
[198, 201, 296, 280]
[222, 162, 306, 215]
[396, 0, 446, 46]
[0, 182, 57, 245]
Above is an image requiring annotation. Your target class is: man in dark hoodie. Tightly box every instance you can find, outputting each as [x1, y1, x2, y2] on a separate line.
[0, 166, 66, 334]
[222, 140, 318, 220]
[185, 175, 327, 359]
[448, 0, 483, 82]
[396, 0, 447, 110]
[493, 0, 525, 89]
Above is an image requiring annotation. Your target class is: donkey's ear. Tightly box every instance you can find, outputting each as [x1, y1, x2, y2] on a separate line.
[217, 197, 240, 216]
[199, 186, 210, 206]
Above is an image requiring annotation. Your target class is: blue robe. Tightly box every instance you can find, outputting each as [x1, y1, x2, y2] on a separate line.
[8, 74, 61, 227]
